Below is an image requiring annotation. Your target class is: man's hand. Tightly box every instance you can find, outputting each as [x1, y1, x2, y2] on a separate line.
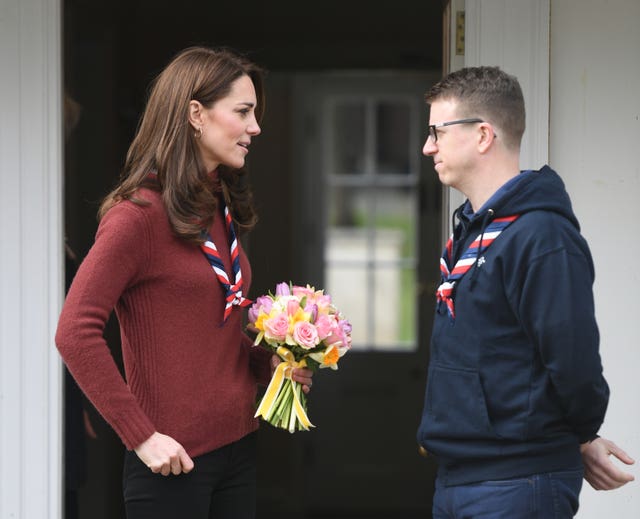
[581, 437, 635, 490]
[134, 432, 194, 476]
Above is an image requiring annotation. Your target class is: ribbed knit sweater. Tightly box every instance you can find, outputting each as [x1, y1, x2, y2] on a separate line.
[55, 187, 272, 456]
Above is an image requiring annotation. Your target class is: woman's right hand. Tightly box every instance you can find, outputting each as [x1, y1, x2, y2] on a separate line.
[134, 432, 195, 476]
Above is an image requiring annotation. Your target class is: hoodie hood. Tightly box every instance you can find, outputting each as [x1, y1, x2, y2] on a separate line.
[459, 165, 581, 232]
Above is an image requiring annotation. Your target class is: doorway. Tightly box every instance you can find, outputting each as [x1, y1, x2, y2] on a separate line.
[62, 1, 445, 518]
[254, 71, 442, 518]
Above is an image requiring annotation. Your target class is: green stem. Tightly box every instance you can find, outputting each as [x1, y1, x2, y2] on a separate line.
[263, 383, 283, 422]
[280, 384, 292, 428]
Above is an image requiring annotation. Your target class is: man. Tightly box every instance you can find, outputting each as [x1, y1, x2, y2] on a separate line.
[417, 66, 634, 518]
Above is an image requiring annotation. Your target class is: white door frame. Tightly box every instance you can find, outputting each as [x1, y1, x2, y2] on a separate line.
[445, 0, 550, 227]
[0, 0, 64, 517]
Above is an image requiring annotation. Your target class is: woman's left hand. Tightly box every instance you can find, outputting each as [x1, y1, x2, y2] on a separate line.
[270, 354, 315, 394]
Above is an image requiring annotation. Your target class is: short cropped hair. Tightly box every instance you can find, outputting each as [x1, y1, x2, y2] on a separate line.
[426, 66, 525, 150]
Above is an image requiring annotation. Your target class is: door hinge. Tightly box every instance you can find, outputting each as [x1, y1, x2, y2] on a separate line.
[456, 10, 465, 56]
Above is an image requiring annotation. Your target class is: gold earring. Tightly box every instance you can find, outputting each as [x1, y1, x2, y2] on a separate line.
[194, 127, 202, 139]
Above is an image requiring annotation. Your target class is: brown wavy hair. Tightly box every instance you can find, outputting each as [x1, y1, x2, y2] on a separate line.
[99, 46, 264, 242]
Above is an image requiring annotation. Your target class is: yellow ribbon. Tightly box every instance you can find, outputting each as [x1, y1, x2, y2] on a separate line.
[254, 346, 315, 431]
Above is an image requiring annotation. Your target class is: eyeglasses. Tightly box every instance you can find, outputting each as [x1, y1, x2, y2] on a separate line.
[427, 118, 488, 143]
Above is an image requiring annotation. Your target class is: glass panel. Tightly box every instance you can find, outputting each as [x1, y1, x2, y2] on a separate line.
[373, 187, 416, 261]
[325, 260, 370, 348]
[376, 102, 410, 175]
[327, 185, 369, 229]
[370, 265, 416, 349]
[324, 94, 418, 351]
[331, 101, 366, 175]
[324, 185, 417, 350]
[325, 185, 371, 349]
[372, 187, 417, 348]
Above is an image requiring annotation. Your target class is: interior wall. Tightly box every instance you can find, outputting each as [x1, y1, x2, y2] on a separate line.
[549, 1, 640, 517]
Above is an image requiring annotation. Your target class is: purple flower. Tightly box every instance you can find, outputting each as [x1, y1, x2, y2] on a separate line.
[256, 295, 273, 313]
[248, 295, 273, 324]
[308, 304, 318, 323]
[248, 304, 260, 324]
[340, 319, 352, 335]
[275, 282, 290, 297]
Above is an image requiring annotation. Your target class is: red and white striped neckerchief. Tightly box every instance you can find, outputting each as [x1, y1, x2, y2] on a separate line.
[143, 171, 251, 323]
[200, 204, 252, 323]
[436, 214, 520, 321]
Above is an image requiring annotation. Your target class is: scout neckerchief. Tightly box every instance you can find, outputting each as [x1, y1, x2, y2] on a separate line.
[200, 203, 252, 323]
[144, 171, 251, 323]
[436, 214, 520, 321]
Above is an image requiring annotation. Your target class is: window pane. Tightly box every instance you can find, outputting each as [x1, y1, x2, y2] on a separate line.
[376, 102, 410, 175]
[327, 185, 368, 228]
[324, 186, 417, 350]
[373, 187, 416, 261]
[323, 93, 419, 352]
[331, 102, 366, 175]
[325, 257, 370, 348]
[372, 187, 417, 348]
[371, 265, 416, 349]
[325, 185, 370, 348]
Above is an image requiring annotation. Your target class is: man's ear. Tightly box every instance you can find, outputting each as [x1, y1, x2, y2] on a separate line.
[188, 100, 204, 130]
[478, 122, 497, 153]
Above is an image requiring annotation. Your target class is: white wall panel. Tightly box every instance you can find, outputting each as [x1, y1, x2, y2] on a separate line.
[0, 0, 64, 517]
[550, 1, 640, 517]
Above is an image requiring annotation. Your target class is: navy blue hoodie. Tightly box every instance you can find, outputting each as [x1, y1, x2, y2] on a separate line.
[417, 166, 609, 486]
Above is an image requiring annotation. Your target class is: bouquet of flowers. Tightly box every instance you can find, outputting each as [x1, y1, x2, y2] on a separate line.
[248, 281, 352, 433]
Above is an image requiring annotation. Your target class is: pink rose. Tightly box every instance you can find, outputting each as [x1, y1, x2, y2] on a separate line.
[313, 294, 332, 311]
[325, 320, 349, 348]
[292, 285, 315, 299]
[287, 298, 301, 316]
[293, 321, 319, 350]
[293, 285, 332, 310]
[324, 332, 343, 348]
[314, 314, 334, 340]
[263, 313, 289, 342]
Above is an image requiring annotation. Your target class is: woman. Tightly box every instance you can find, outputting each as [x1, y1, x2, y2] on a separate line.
[55, 46, 313, 519]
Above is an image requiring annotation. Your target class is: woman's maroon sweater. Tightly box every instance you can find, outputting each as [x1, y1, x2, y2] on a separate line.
[55, 188, 271, 456]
